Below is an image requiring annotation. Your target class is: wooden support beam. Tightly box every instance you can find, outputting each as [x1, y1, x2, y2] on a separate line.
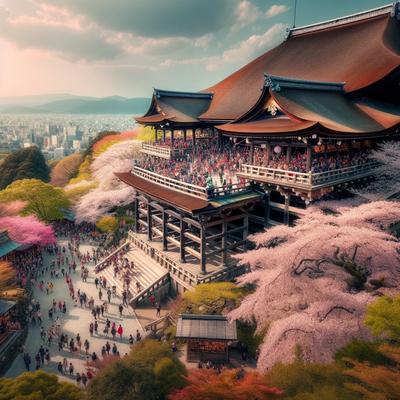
[180, 218, 186, 263]
[167, 222, 181, 234]
[162, 210, 168, 251]
[147, 202, 152, 241]
[184, 231, 201, 244]
[243, 214, 249, 249]
[264, 192, 270, 228]
[185, 246, 201, 260]
[165, 209, 181, 220]
[222, 218, 227, 267]
[204, 213, 246, 228]
[306, 144, 312, 172]
[134, 195, 139, 232]
[183, 217, 201, 229]
[284, 195, 290, 226]
[167, 236, 180, 248]
[200, 227, 206, 274]
[149, 201, 164, 212]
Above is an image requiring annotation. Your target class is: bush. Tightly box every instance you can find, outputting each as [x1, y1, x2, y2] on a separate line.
[96, 215, 118, 233]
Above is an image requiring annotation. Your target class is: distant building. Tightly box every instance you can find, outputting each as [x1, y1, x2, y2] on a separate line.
[53, 147, 65, 160]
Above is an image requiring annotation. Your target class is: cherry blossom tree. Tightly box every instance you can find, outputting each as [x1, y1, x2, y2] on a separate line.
[353, 141, 400, 200]
[0, 215, 55, 245]
[229, 200, 400, 371]
[74, 140, 140, 223]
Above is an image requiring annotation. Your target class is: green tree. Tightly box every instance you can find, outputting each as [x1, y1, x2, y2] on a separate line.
[0, 179, 70, 222]
[365, 295, 400, 341]
[181, 282, 246, 315]
[96, 215, 118, 233]
[266, 361, 357, 400]
[87, 340, 186, 400]
[0, 370, 83, 400]
[0, 146, 50, 190]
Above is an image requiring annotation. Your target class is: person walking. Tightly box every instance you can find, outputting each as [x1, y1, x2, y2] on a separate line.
[57, 361, 63, 374]
[129, 334, 134, 346]
[156, 303, 161, 317]
[117, 324, 123, 339]
[81, 373, 88, 387]
[94, 320, 98, 335]
[69, 362, 74, 376]
[118, 304, 123, 317]
[63, 357, 68, 372]
[105, 341, 111, 355]
[89, 322, 94, 336]
[76, 372, 81, 386]
[84, 339, 90, 355]
[107, 288, 112, 303]
[23, 352, 31, 371]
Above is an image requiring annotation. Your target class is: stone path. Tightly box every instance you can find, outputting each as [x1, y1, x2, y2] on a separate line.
[5, 237, 143, 383]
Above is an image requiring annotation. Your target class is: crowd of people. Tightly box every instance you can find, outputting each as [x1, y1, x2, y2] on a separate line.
[138, 138, 373, 187]
[10, 222, 144, 385]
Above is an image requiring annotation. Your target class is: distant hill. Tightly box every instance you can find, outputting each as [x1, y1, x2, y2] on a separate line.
[0, 94, 151, 115]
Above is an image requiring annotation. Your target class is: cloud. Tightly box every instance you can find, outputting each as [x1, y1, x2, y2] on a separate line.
[36, 0, 235, 38]
[266, 4, 289, 18]
[208, 23, 287, 69]
[0, 7, 123, 61]
[159, 23, 287, 72]
[234, 1, 263, 30]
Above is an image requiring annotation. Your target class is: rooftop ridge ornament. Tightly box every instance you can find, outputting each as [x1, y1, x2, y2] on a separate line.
[264, 74, 345, 92]
[288, 3, 394, 38]
[391, 0, 400, 20]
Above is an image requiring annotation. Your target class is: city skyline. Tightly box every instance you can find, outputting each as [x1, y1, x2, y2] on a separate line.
[0, 0, 391, 98]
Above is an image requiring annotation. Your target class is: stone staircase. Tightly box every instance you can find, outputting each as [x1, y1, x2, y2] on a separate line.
[95, 248, 169, 306]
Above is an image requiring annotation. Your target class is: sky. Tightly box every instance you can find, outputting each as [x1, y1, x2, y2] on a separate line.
[0, 0, 392, 98]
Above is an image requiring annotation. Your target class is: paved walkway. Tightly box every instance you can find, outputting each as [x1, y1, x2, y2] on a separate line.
[5, 237, 143, 383]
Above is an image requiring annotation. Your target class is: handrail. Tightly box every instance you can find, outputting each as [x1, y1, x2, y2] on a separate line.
[133, 166, 249, 200]
[130, 272, 169, 306]
[141, 143, 192, 159]
[94, 241, 130, 271]
[240, 161, 379, 188]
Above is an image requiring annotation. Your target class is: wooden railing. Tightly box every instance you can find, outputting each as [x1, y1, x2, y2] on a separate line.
[140, 143, 192, 159]
[133, 166, 249, 200]
[239, 161, 379, 189]
[130, 272, 170, 307]
[144, 313, 176, 333]
[94, 241, 130, 272]
[128, 231, 197, 289]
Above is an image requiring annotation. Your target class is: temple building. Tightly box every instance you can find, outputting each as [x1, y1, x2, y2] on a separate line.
[116, 4, 400, 298]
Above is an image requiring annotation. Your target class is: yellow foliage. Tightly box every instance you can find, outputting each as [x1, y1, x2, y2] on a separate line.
[96, 215, 118, 233]
[64, 181, 98, 204]
[136, 126, 156, 142]
[68, 155, 92, 185]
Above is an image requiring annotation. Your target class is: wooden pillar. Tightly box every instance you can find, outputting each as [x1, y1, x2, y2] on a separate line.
[266, 143, 271, 166]
[134, 195, 139, 233]
[162, 129, 166, 142]
[286, 144, 291, 164]
[171, 129, 174, 146]
[306, 144, 312, 172]
[179, 218, 186, 263]
[147, 201, 152, 241]
[250, 139, 254, 164]
[218, 131, 222, 151]
[162, 209, 168, 251]
[243, 214, 249, 250]
[192, 129, 196, 149]
[324, 143, 328, 163]
[263, 192, 270, 228]
[200, 226, 206, 274]
[183, 129, 187, 142]
[284, 194, 290, 226]
[221, 218, 227, 267]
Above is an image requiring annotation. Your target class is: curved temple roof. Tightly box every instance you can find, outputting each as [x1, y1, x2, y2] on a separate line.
[217, 75, 400, 138]
[136, 89, 212, 125]
[200, 5, 400, 121]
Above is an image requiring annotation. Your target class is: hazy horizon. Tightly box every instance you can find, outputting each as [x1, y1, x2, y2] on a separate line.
[0, 0, 391, 98]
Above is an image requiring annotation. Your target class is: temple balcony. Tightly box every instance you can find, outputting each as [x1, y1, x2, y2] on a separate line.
[140, 143, 192, 160]
[132, 165, 250, 200]
[238, 161, 379, 192]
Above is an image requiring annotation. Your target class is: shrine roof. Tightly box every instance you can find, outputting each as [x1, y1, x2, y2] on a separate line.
[200, 5, 400, 121]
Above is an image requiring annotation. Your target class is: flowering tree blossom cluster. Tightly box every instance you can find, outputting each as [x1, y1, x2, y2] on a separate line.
[0, 201, 55, 245]
[229, 200, 400, 371]
[74, 140, 141, 223]
[353, 141, 400, 200]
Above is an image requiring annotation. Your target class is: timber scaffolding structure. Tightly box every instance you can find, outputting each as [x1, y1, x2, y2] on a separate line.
[116, 172, 264, 293]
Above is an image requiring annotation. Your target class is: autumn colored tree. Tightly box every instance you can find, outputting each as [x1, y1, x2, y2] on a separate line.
[50, 153, 82, 187]
[229, 201, 400, 370]
[0, 146, 50, 189]
[169, 368, 283, 400]
[0, 370, 83, 400]
[344, 344, 400, 399]
[0, 261, 23, 298]
[87, 340, 186, 400]
[0, 179, 70, 222]
[365, 295, 400, 341]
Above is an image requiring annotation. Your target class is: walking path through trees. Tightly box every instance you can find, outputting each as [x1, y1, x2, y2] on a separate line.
[5, 235, 143, 383]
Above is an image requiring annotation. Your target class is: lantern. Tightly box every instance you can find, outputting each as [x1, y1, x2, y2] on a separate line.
[273, 145, 282, 154]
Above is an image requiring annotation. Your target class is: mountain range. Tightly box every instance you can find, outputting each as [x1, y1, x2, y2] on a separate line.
[0, 94, 151, 114]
